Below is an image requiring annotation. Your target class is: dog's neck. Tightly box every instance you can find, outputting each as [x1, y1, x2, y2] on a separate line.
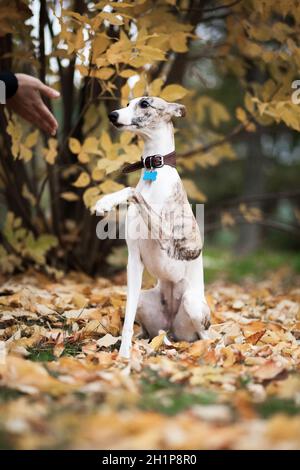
[140, 121, 175, 158]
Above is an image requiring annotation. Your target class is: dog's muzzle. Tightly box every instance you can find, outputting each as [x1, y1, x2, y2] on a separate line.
[108, 111, 119, 124]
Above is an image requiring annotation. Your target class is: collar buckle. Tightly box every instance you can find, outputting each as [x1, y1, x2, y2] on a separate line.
[154, 154, 164, 168]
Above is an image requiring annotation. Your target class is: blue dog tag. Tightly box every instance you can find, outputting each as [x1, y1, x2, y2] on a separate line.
[143, 170, 157, 181]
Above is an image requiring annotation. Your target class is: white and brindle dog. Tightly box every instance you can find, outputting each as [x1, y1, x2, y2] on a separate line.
[95, 96, 210, 358]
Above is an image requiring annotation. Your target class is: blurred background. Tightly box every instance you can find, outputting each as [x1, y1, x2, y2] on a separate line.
[0, 0, 299, 283]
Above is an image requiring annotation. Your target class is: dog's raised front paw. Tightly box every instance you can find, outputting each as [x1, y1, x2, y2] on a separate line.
[94, 196, 115, 216]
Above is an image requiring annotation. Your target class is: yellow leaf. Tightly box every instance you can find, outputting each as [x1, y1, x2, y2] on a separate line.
[73, 172, 91, 188]
[160, 84, 188, 101]
[82, 137, 99, 154]
[99, 11, 123, 25]
[83, 187, 101, 208]
[99, 179, 124, 194]
[92, 33, 111, 62]
[97, 159, 122, 174]
[119, 69, 136, 78]
[149, 78, 164, 97]
[43, 138, 58, 165]
[150, 331, 166, 351]
[60, 192, 80, 201]
[221, 212, 235, 227]
[133, 76, 147, 98]
[78, 152, 90, 163]
[100, 131, 112, 152]
[120, 131, 133, 145]
[24, 130, 39, 148]
[182, 179, 207, 202]
[210, 102, 230, 127]
[236, 107, 247, 123]
[170, 32, 189, 53]
[72, 292, 87, 309]
[19, 144, 32, 162]
[92, 168, 105, 181]
[95, 57, 109, 68]
[95, 67, 115, 80]
[69, 137, 81, 154]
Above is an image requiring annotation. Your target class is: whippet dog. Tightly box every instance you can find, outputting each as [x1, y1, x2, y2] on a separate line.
[94, 96, 210, 358]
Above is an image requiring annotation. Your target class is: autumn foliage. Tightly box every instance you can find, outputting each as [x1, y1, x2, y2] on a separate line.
[0, 0, 300, 451]
[0, 0, 299, 275]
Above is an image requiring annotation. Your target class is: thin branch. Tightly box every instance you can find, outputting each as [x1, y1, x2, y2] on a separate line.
[205, 218, 300, 237]
[202, 0, 243, 13]
[206, 190, 300, 215]
[178, 122, 246, 159]
[180, 0, 242, 13]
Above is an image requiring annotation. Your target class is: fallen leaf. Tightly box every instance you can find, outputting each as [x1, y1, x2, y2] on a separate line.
[97, 334, 121, 348]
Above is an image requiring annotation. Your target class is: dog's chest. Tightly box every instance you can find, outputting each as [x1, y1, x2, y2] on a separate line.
[136, 166, 180, 205]
[138, 238, 186, 282]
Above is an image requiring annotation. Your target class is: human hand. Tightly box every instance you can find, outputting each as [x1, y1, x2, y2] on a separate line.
[7, 73, 60, 135]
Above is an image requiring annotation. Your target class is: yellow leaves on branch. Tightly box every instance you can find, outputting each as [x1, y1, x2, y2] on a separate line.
[0, 212, 58, 273]
[42, 138, 58, 165]
[196, 96, 230, 128]
[6, 116, 39, 161]
[98, 11, 124, 26]
[252, 97, 300, 132]
[106, 31, 166, 68]
[77, 64, 114, 81]
[239, 204, 263, 223]
[97, 159, 122, 174]
[69, 136, 102, 163]
[99, 179, 124, 194]
[65, 128, 141, 210]
[182, 179, 207, 202]
[221, 212, 235, 227]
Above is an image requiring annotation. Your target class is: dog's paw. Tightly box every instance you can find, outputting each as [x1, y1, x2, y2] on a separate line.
[94, 196, 115, 216]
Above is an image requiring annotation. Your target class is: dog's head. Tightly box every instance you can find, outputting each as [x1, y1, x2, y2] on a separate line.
[108, 96, 186, 133]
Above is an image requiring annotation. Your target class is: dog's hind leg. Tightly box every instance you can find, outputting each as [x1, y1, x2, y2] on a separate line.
[136, 284, 169, 339]
[172, 289, 210, 341]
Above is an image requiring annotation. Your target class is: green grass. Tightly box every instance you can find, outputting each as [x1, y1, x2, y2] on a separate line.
[27, 341, 82, 362]
[108, 245, 300, 284]
[256, 397, 300, 418]
[203, 247, 300, 283]
[139, 370, 217, 416]
[0, 386, 23, 403]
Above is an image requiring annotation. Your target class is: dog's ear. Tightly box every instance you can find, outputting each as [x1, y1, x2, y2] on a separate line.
[168, 103, 186, 118]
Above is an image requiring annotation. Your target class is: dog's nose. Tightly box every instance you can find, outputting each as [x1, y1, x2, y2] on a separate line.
[108, 111, 119, 124]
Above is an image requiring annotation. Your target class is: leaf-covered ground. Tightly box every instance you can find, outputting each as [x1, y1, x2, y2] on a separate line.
[0, 268, 299, 450]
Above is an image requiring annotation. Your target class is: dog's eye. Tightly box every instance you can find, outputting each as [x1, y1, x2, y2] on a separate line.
[140, 100, 150, 109]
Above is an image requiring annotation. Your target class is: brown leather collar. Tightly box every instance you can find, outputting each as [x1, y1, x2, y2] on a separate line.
[122, 151, 176, 174]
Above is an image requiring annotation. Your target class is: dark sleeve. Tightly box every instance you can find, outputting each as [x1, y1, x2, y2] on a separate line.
[0, 71, 18, 100]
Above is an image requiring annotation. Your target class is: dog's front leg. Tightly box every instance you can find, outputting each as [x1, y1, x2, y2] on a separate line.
[119, 242, 144, 359]
[94, 187, 133, 216]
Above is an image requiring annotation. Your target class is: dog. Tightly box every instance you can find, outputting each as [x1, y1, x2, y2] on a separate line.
[94, 96, 210, 358]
